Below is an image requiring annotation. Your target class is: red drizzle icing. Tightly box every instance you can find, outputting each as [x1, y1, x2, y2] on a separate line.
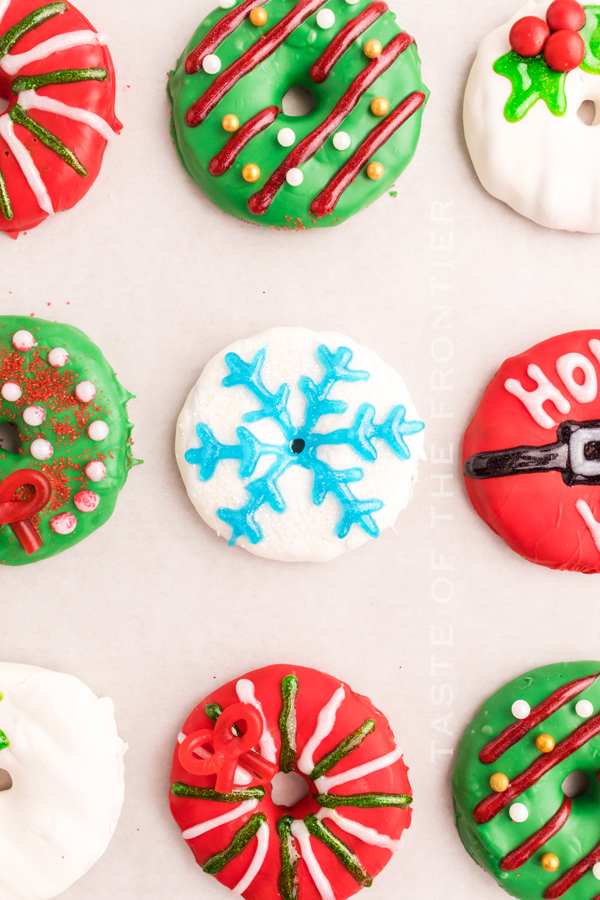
[185, 0, 328, 126]
[480, 673, 600, 765]
[544, 835, 600, 899]
[310, 89, 424, 218]
[309, 1, 388, 83]
[499, 796, 572, 872]
[209, 106, 280, 176]
[185, 0, 273, 74]
[473, 711, 600, 824]
[247, 32, 413, 216]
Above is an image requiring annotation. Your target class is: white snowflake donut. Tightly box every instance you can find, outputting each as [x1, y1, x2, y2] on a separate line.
[0, 661, 126, 900]
[464, 0, 600, 231]
[176, 326, 425, 562]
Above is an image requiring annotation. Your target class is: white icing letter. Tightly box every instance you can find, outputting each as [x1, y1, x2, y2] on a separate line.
[182, 799, 259, 840]
[236, 679, 277, 763]
[0, 115, 53, 214]
[315, 746, 403, 794]
[576, 499, 600, 554]
[504, 365, 570, 429]
[556, 353, 597, 404]
[290, 820, 335, 900]
[232, 821, 270, 894]
[298, 685, 345, 775]
[17, 90, 115, 140]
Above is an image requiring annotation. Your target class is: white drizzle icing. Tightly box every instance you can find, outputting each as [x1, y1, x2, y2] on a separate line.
[298, 684, 345, 775]
[177, 730, 252, 786]
[17, 90, 115, 140]
[235, 679, 277, 763]
[315, 746, 403, 793]
[317, 807, 401, 852]
[0, 114, 53, 214]
[232, 820, 270, 895]
[0, 31, 108, 76]
[182, 799, 259, 841]
[576, 499, 600, 553]
[0, 0, 10, 28]
[290, 820, 335, 900]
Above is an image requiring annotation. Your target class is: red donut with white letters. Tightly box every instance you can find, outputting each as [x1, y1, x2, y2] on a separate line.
[463, 331, 600, 573]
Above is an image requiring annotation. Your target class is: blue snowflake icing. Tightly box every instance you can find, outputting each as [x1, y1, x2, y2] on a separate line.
[185, 344, 425, 546]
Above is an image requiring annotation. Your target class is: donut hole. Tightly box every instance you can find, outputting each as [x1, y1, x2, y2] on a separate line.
[0, 422, 22, 454]
[290, 438, 305, 454]
[562, 770, 590, 798]
[282, 85, 315, 117]
[271, 771, 309, 808]
[577, 100, 599, 126]
[0, 769, 12, 792]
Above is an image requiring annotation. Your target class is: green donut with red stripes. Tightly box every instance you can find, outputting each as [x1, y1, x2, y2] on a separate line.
[0, 316, 139, 566]
[168, 0, 428, 229]
[453, 661, 600, 900]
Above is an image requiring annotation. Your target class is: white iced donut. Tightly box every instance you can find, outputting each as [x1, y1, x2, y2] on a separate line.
[176, 326, 425, 562]
[464, 0, 600, 231]
[0, 662, 126, 900]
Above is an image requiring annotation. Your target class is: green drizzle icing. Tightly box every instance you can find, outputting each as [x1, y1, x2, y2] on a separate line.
[310, 718, 375, 781]
[0, 2, 68, 58]
[0, 168, 13, 221]
[203, 813, 266, 875]
[304, 814, 372, 886]
[0, 693, 8, 751]
[493, 51, 567, 122]
[205, 702, 242, 736]
[277, 815, 299, 900]
[579, 6, 600, 73]
[9, 105, 87, 177]
[11, 67, 108, 93]
[314, 791, 413, 809]
[170, 783, 265, 802]
[279, 675, 298, 773]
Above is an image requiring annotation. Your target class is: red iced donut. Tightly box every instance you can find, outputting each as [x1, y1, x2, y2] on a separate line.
[169, 665, 412, 900]
[463, 330, 600, 573]
[0, 0, 121, 238]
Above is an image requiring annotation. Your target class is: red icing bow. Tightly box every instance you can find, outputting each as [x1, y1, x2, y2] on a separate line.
[0, 469, 52, 554]
[178, 702, 278, 792]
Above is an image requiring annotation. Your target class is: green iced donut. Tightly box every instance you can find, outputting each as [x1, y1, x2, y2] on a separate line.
[452, 661, 600, 900]
[0, 316, 139, 566]
[168, 0, 428, 229]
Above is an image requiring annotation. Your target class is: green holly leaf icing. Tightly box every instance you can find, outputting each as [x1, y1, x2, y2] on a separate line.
[493, 51, 567, 122]
[580, 6, 600, 73]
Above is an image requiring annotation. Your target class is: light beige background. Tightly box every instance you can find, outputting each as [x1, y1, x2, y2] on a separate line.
[1, 0, 599, 898]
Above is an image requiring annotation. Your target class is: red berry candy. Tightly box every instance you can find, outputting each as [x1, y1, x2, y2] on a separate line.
[510, 16, 550, 56]
[544, 28, 585, 71]
[546, 0, 586, 33]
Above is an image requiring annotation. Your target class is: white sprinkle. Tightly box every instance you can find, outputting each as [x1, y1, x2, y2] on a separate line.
[88, 420, 109, 441]
[593, 862, 600, 880]
[48, 347, 69, 367]
[333, 131, 351, 151]
[1, 382, 21, 402]
[278, 127, 296, 147]
[50, 512, 77, 535]
[286, 167, 303, 186]
[203, 54, 221, 74]
[219, 0, 236, 6]
[346, 0, 360, 5]
[23, 406, 46, 427]
[511, 700, 530, 720]
[12, 330, 36, 351]
[85, 460, 106, 482]
[74, 490, 100, 512]
[30, 438, 53, 461]
[509, 803, 529, 823]
[576, 699, 594, 718]
[75, 380, 96, 403]
[316, 8, 335, 27]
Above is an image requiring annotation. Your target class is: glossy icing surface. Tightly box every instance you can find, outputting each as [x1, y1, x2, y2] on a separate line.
[176, 327, 425, 562]
[463, 330, 600, 573]
[168, 0, 427, 229]
[170, 664, 412, 900]
[0, 316, 139, 566]
[0, 661, 126, 900]
[464, 0, 600, 231]
[0, 0, 121, 238]
[452, 662, 600, 900]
